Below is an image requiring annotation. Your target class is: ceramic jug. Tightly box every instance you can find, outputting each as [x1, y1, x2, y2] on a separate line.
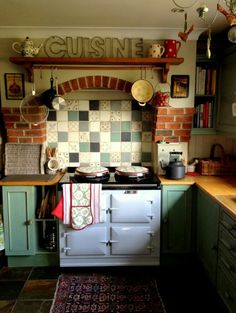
[12, 37, 43, 57]
[148, 43, 165, 58]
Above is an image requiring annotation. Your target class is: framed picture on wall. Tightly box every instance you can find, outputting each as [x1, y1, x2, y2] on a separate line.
[4, 73, 25, 100]
[171, 75, 189, 98]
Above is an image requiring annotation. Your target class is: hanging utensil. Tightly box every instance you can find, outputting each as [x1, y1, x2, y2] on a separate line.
[207, 27, 211, 59]
[51, 77, 66, 110]
[20, 83, 49, 126]
[41, 69, 56, 109]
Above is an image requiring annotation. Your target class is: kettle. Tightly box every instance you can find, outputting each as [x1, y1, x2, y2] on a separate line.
[12, 37, 43, 57]
[161, 158, 185, 180]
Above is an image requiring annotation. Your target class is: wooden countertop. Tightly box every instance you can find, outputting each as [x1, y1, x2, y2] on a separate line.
[0, 171, 65, 186]
[160, 174, 236, 217]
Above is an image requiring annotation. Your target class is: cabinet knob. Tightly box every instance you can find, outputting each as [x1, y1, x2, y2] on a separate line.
[25, 220, 33, 226]
[163, 217, 168, 224]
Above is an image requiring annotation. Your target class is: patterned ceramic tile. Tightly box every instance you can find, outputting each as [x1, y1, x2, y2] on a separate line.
[142, 152, 152, 162]
[79, 152, 90, 163]
[100, 142, 111, 153]
[68, 142, 79, 152]
[47, 122, 57, 132]
[89, 121, 100, 132]
[100, 121, 110, 132]
[110, 152, 121, 163]
[79, 121, 89, 131]
[110, 111, 121, 121]
[100, 111, 110, 121]
[121, 152, 131, 162]
[142, 132, 152, 142]
[68, 132, 79, 142]
[121, 100, 132, 110]
[132, 110, 142, 121]
[90, 142, 100, 152]
[99, 100, 111, 111]
[132, 122, 142, 132]
[47, 132, 58, 143]
[89, 111, 100, 121]
[79, 132, 90, 142]
[132, 152, 142, 163]
[101, 153, 110, 163]
[57, 152, 69, 168]
[65, 99, 80, 110]
[68, 121, 79, 132]
[79, 111, 89, 121]
[89, 100, 99, 110]
[142, 111, 153, 121]
[57, 121, 68, 131]
[69, 153, 79, 162]
[121, 142, 131, 152]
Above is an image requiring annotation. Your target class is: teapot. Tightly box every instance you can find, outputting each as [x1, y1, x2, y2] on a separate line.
[12, 37, 43, 57]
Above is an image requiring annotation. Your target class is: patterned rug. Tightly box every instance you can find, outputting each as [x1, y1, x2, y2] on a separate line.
[50, 273, 166, 313]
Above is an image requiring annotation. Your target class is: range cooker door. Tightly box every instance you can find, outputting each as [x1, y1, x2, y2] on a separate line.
[110, 190, 156, 223]
[110, 226, 153, 255]
[62, 226, 107, 256]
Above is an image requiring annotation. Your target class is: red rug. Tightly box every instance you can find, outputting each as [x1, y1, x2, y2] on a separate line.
[50, 273, 166, 313]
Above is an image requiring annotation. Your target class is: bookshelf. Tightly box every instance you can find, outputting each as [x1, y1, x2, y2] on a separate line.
[192, 57, 218, 134]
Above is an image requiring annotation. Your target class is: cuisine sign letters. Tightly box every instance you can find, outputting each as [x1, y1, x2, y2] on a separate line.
[44, 36, 144, 58]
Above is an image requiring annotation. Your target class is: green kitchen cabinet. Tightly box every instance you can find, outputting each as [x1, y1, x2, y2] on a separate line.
[161, 185, 193, 262]
[2, 186, 37, 256]
[196, 188, 219, 285]
[216, 47, 236, 136]
[2, 185, 59, 266]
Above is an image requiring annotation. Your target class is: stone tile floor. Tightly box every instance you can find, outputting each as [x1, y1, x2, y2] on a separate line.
[0, 261, 230, 313]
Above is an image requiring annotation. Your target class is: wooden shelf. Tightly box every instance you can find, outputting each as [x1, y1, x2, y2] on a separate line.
[9, 56, 184, 82]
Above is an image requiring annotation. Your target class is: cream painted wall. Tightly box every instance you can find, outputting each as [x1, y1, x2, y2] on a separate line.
[0, 37, 197, 108]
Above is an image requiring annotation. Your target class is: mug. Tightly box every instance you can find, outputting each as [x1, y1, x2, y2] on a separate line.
[163, 40, 181, 58]
[148, 43, 165, 58]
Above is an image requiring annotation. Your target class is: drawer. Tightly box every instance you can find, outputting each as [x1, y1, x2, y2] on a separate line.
[217, 266, 236, 313]
[219, 225, 236, 260]
[218, 246, 236, 283]
[220, 210, 236, 239]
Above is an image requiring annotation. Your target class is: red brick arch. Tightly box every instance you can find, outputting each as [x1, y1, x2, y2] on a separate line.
[58, 75, 133, 95]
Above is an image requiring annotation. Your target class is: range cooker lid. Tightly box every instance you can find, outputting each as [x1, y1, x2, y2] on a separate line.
[115, 166, 149, 177]
[75, 166, 109, 177]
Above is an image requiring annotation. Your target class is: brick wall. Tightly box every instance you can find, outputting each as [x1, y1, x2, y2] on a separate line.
[153, 107, 195, 143]
[1, 75, 195, 144]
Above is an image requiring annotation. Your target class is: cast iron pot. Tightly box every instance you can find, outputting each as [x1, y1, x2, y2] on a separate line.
[161, 159, 185, 180]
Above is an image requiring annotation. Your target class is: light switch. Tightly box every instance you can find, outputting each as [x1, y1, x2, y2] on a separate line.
[232, 103, 236, 117]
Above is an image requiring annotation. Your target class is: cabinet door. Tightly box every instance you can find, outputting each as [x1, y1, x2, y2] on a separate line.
[217, 51, 236, 134]
[162, 185, 192, 254]
[197, 188, 219, 284]
[3, 186, 36, 255]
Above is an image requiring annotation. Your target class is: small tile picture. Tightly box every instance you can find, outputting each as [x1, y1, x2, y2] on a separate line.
[4, 73, 25, 100]
[171, 75, 189, 98]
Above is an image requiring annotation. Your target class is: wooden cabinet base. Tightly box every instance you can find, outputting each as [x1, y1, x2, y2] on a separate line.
[7, 253, 59, 267]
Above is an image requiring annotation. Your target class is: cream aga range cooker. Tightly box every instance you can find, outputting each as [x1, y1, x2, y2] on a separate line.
[59, 166, 161, 267]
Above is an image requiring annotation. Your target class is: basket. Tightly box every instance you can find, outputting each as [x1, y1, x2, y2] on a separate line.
[198, 144, 236, 176]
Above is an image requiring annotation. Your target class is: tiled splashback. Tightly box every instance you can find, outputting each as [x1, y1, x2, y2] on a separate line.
[46, 99, 153, 168]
